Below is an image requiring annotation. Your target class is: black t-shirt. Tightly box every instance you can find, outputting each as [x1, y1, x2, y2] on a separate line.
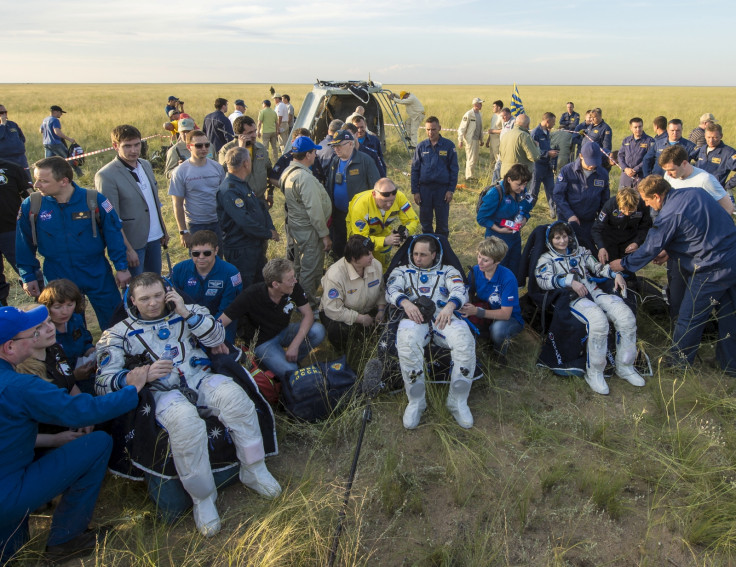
[0, 158, 30, 232]
[224, 281, 308, 345]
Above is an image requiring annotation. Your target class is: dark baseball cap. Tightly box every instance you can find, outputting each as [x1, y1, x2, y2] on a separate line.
[328, 130, 355, 146]
[234, 99, 245, 106]
[168, 96, 179, 102]
[581, 142, 602, 167]
[50, 105, 66, 113]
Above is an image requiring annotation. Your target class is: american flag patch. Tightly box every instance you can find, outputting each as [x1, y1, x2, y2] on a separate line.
[401, 202, 411, 212]
[231, 273, 242, 286]
[101, 199, 113, 213]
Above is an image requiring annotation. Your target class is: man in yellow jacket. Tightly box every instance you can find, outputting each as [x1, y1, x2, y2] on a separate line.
[346, 178, 420, 271]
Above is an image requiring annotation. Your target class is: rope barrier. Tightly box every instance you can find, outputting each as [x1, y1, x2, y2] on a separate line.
[63, 133, 170, 163]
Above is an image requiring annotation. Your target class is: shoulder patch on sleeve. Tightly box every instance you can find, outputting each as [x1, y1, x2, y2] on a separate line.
[101, 199, 113, 213]
[355, 220, 367, 230]
[328, 288, 339, 299]
[231, 273, 242, 287]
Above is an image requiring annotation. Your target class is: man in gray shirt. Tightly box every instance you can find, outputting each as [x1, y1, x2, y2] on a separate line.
[169, 129, 225, 251]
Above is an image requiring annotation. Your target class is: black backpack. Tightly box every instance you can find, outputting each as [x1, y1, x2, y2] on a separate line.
[475, 183, 503, 213]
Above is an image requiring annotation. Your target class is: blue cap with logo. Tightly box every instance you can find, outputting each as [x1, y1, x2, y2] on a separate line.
[0, 305, 49, 344]
[291, 136, 322, 153]
[581, 142, 602, 167]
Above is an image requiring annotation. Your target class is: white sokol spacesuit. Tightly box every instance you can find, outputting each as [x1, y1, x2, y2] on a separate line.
[386, 236, 477, 429]
[535, 222, 644, 395]
[96, 300, 281, 536]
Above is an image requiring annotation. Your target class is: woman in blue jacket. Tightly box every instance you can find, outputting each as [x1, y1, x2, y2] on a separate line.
[476, 164, 533, 278]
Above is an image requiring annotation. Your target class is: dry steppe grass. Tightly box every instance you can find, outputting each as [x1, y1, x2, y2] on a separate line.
[4, 83, 736, 566]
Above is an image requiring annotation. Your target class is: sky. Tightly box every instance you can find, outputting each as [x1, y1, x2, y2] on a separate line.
[3, 0, 735, 86]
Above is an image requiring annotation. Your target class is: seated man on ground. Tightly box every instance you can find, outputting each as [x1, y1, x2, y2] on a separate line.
[219, 258, 325, 380]
[320, 235, 387, 352]
[591, 186, 652, 264]
[346, 178, 420, 271]
[96, 273, 280, 538]
[534, 222, 644, 395]
[459, 237, 524, 358]
[0, 305, 150, 565]
[170, 230, 243, 344]
[386, 234, 476, 430]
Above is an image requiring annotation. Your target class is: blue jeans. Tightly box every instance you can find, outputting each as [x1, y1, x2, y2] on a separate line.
[188, 222, 223, 257]
[254, 322, 326, 379]
[0, 431, 112, 562]
[489, 318, 523, 354]
[129, 239, 163, 277]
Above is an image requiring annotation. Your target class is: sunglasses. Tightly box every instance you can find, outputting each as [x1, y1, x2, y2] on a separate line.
[378, 190, 398, 197]
[191, 250, 213, 257]
[0, 111, 7, 115]
[192, 142, 211, 149]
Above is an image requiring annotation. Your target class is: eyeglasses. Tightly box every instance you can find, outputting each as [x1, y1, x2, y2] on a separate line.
[0, 111, 7, 115]
[377, 190, 397, 197]
[191, 250, 213, 257]
[12, 329, 41, 341]
[192, 142, 211, 149]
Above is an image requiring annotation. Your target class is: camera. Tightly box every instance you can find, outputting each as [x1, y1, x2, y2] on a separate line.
[392, 225, 409, 243]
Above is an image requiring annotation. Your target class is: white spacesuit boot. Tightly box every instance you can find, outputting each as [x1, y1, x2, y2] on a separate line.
[200, 375, 282, 498]
[182, 470, 221, 537]
[585, 332, 609, 395]
[446, 376, 473, 429]
[615, 328, 645, 387]
[403, 370, 427, 430]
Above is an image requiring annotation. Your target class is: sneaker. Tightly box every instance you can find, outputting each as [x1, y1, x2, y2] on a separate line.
[584, 372, 609, 395]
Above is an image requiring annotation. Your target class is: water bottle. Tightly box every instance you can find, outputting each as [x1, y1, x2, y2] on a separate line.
[161, 344, 175, 361]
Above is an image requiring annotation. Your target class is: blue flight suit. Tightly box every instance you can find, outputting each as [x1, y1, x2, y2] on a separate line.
[0, 120, 29, 171]
[617, 133, 655, 187]
[216, 173, 274, 289]
[171, 256, 243, 343]
[56, 312, 93, 369]
[410, 135, 459, 236]
[552, 158, 610, 249]
[475, 182, 533, 277]
[0, 360, 139, 562]
[621, 187, 736, 373]
[559, 111, 580, 131]
[358, 133, 386, 177]
[642, 137, 697, 177]
[695, 142, 736, 190]
[16, 184, 127, 330]
[582, 121, 612, 153]
[529, 124, 556, 214]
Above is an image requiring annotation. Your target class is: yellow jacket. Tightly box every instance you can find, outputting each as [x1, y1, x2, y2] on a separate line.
[346, 190, 419, 270]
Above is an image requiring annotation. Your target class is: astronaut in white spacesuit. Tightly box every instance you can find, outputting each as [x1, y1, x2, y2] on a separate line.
[386, 235, 477, 430]
[534, 221, 645, 395]
[96, 272, 280, 537]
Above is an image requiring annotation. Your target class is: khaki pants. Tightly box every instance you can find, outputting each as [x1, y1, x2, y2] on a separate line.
[289, 224, 324, 308]
[262, 132, 279, 162]
[406, 112, 425, 146]
[278, 124, 290, 154]
[464, 138, 480, 179]
[488, 134, 500, 171]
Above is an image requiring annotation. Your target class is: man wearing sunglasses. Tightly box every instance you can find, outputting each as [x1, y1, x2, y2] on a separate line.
[171, 230, 243, 344]
[169, 130, 225, 250]
[347, 178, 419, 271]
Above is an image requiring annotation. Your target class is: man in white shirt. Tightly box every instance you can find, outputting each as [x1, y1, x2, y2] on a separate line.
[659, 144, 733, 215]
[228, 99, 247, 126]
[273, 94, 290, 153]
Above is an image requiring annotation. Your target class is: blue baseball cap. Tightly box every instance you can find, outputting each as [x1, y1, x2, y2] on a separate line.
[0, 305, 49, 344]
[581, 142, 602, 167]
[291, 136, 321, 153]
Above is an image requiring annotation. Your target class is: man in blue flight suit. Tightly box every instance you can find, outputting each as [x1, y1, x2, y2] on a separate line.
[582, 108, 612, 154]
[642, 119, 696, 177]
[559, 102, 580, 160]
[552, 142, 610, 250]
[352, 115, 386, 177]
[695, 123, 736, 190]
[0, 305, 152, 564]
[611, 176, 736, 375]
[171, 229, 243, 344]
[529, 113, 560, 217]
[217, 146, 278, 288]
[411, 116, 459, 236]
[618, 117, 655, 188]
[0, 104, 29, 176]
[16, 157, 130, 330]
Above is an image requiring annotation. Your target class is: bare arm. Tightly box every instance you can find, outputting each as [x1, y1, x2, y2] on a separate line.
[171, 195, 191, 247]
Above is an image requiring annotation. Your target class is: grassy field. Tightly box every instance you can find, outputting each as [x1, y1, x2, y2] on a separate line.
[5, 83, 736, 566]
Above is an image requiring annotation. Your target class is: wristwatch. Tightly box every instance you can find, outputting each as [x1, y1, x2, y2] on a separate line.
[179, 230, 190, 235]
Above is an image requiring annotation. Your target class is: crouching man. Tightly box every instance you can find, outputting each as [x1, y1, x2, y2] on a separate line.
[96, 273, 280, 537]
[386, 235, 477, 429]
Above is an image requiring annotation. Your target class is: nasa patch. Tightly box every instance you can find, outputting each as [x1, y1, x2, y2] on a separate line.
[39, 211, 52, 222]
[187, 277, 197, 287]
[328, 288, 339, 299]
